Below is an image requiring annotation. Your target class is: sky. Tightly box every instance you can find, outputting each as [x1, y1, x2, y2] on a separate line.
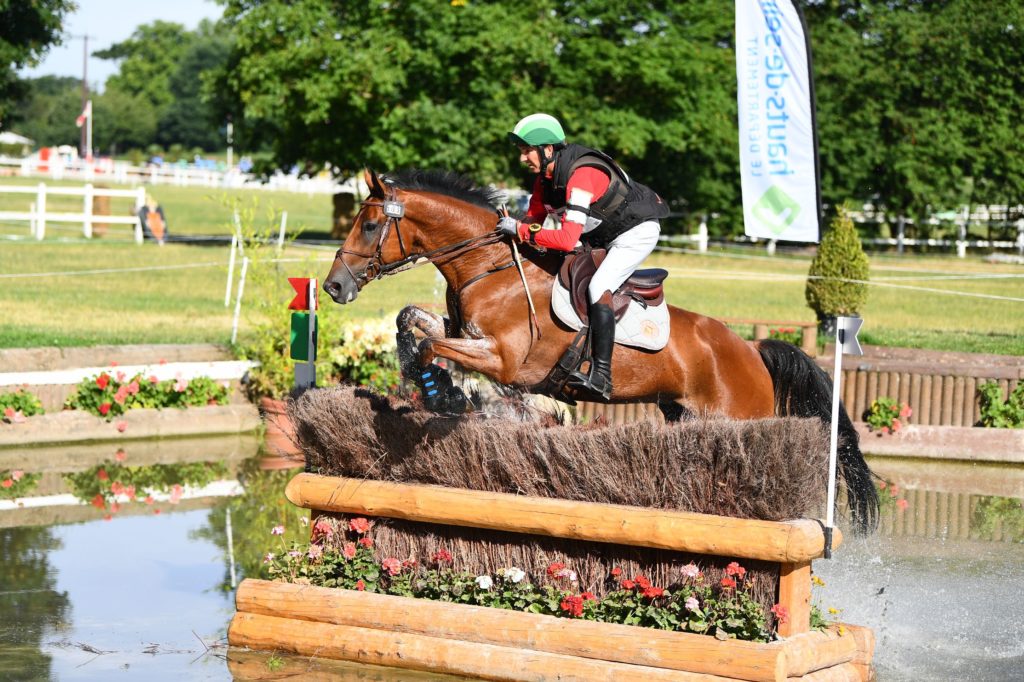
[19, 0, 224, 89]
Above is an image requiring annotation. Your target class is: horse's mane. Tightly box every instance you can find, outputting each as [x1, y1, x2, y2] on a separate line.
[384, 169, 504, 211]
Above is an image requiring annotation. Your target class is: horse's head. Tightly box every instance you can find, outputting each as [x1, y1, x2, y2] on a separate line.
[323, 169, 412, 304]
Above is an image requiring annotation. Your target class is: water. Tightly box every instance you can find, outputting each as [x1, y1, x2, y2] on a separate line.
[2, 441, 1023, 680]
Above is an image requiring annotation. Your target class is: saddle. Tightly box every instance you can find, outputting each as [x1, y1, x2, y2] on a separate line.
[557, 248, 668, 324]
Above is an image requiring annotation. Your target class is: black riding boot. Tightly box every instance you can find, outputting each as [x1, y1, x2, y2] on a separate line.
[567, 302, 614, 401]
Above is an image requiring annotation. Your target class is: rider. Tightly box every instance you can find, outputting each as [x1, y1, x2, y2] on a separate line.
[498, 113, 670, 401]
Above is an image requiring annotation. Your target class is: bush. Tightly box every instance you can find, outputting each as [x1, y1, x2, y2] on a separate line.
[864, 396, 912, 434]
[977, 381, 1024, 428]
[0, 389, 44, 422]
[64, 371, 230, 419]
[805, 207, 870, 323]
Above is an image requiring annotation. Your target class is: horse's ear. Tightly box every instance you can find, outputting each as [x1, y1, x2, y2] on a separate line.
[364, 168, 385, 198]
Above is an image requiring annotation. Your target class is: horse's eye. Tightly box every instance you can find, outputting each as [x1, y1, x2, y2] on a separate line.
[362, 221, 379, 234]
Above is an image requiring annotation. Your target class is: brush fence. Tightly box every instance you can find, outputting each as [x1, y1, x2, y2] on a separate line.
[228, 474, 875, 681]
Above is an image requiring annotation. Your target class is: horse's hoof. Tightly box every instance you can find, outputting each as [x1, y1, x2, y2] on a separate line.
[443, 385, 468, 414]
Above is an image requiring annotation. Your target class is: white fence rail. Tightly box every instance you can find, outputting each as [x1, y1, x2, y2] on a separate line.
[0, 156, 344, 195]
[0, 183, 145, 243]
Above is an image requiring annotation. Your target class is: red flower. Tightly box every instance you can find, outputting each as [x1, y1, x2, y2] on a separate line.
[620, 579, 636, 590]
[559, 595, 584, 618]
[382, 557, 402, 576]
[634, 574, 652, 590]
[771, 603, 789, 624]
[641, 585, 665, 600]
[96, 373, 110, 389]
[896, 499, 909, 511]
[1, 479, 12, 488]
[358, 537, 373, 548]
[610, 567, 622, 577]
[144, 495, 154, 505]
[114, 449, 127, 461]
[726, 562, 746, 578]
[349, 517, 371, 534]
[355, 580, 366, 591]
[3, 407, 14, 420]
[97, 468, 109, 481]
[546, 561, 566, 577]
[580, 591, 597, 601]
[432, 548, 453, 564]
[98, 403, 112, 416]
[91, 494, 105, 509]
[720, 576, 737, 589]
[149, 375, 159, 384]
[342, 542, 357, 559]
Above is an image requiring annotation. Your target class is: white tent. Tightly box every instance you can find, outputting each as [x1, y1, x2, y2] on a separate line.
[0, 131, 34, 146]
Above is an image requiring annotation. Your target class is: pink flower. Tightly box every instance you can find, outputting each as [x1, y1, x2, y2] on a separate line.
[685, 596, 700, 611]
[771, 603, 790, 624]
[110, 502, 121, 514]
[358, 537, 373, 548]
[127, 380, 140, 395]
[342, 542, 357, 559]
[3, 407, 13, 420]
[115, 449, 127, 461]
[896, 499, 909, 511]
[174, 378, 188, 393]
[307, 544, 323, 560]
[144, 495, 154, 505]
[149, 375, 159, 384]
[270, 525, 285, 535]
[355, 580, 366, 591]
[348, 517, 371, 534]
[158, 358, 167, 365]
[125, 485, 136, 500]
[11, 470, 23, 481]
[116, 421, 127, 433]
[891, 418, 902, 433]
[680, 562, 701, 579]
[110, 481, 124, 495]
[116, 371, 126, 383]
[313, 518, 333, 536]
[169, 484, 183, 504]
[110, 361, 118, 367]
[91, 494, 105, 509]
[900, 403, 913, 418]
[381, 557, 402, 576]
[725, 562, 747, 578]
[263, 553, 275, 564]
[880, 426, 890, 434]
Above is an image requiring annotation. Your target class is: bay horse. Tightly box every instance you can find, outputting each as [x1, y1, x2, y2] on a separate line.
[323, 169, 878, 533]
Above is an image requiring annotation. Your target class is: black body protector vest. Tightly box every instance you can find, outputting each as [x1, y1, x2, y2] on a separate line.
[541, 143, 670, 248]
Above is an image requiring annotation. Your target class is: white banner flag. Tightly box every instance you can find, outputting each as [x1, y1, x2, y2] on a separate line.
[735, 0, 820, 242]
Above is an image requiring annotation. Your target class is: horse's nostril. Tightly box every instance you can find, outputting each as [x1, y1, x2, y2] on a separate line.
[324, 280, 340, 297]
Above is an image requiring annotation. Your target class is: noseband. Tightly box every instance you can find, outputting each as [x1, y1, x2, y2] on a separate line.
[334, 183, 505, 288]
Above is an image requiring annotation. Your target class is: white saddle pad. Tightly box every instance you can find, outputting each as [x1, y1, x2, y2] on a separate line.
[550, 279, 670, 351]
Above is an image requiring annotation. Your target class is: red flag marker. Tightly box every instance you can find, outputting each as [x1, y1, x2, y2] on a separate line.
[288, 277, 318, 310]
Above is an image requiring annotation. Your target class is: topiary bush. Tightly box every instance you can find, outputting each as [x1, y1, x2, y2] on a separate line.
[805, 207, 870, 331]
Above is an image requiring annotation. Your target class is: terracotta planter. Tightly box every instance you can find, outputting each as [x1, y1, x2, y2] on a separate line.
[259, 397, 302, 460]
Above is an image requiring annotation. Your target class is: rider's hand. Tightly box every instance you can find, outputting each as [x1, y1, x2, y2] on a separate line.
[496, 215, 520, 240]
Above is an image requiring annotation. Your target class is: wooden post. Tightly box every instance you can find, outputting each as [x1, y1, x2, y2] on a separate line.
[776, 561, 811, 637]
[82, 183, 93, 238]
[36, 183, 46, 240]
[801, 325, 817, 356]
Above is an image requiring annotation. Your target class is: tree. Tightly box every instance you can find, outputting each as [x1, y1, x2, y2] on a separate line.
[0, 0, 75, 123]
[157, 21, 232, 150]
[92, 88, 157, 154]
[93, 21, 193, 114]
[7, 76, 81, 147]
[214, 0, 740, 227]
[805, 206, 869, 328]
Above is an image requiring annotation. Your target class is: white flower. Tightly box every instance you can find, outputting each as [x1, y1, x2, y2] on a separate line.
[685, 596, 700, 611]
[680, 563, 700, 579]
[474, 575, 493, 590]
[504, 567, 526, 584]
[270, 525, 285, 535]
[556, 568, 578, 583]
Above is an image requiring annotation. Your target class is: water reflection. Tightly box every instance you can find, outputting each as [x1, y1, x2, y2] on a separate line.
[0, 440, 1022, 681]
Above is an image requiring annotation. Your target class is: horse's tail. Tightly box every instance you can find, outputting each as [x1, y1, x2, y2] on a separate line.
[756, 339, 879, 534]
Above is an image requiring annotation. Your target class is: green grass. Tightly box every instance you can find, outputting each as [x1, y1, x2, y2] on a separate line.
[1, 239, 1021, 354]
[0, 176, 332, 237]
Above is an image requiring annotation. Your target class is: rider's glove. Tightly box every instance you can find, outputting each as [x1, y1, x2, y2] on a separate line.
[496, 215, 520, 239]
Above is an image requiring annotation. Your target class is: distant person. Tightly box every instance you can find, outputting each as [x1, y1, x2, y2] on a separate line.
[138, 194, 168, 244]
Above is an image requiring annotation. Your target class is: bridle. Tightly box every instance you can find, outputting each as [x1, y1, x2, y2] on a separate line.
[334, 182, 505, 289]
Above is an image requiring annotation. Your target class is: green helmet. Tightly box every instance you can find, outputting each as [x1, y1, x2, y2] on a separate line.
[508, 113, 565, 147]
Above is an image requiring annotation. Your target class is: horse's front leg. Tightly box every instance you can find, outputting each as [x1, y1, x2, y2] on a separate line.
[395, 305, 449, 378]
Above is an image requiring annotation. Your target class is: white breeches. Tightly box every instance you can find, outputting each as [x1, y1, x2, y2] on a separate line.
[588, 220, 661, 302]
